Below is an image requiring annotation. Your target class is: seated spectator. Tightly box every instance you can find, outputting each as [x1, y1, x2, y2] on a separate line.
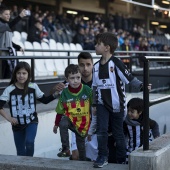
[84, 28, 95, 50]
[27, 20, 48, 43]
[72, 27, 85, 49]
[119, 37, 131, 67]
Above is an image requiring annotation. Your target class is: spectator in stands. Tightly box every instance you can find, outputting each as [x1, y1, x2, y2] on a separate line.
[43, 13, 55, 32]
[124, 97, 160, 164]
[72, 27, 85, 49]
[138, 37, 149, 67]
[84, 27, 95, 50]
[53, 64, 92, 161]
[119, 37, 132, 67]
[0, 61, 58, 156]
[0, 0, 3, 6]
[0, 6, 26, 78]
[27, 20, 48, 43]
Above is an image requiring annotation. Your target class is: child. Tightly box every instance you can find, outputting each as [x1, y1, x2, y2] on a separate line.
[92, 32, 143, 168]
[53, 64, 92, 161]
[0, 61, 58, 156]
[124, 97, 160, 163]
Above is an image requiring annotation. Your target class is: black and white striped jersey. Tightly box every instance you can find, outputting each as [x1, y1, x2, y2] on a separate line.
[92, 56, 142, 112]
[123, 118, 160, 153]
[0, 82, 54, 127]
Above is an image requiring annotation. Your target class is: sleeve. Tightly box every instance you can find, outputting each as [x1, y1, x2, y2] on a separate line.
[88, 114, 97, 135]
[37, 94, 55, 104]
[92, 67, 97, 106]
[12, 42, 21, 51]
[34, 83, 55, 104]
[9, 16, 22, 28]
[0, 87, 10, 102]
[0, 87, 11, 109]
[149, 118, 160, 138]
[54, 114, 62, 126]
[0, 23, 11, 33]
[34, 83, 44, 99]
[112, 57, 143, 91]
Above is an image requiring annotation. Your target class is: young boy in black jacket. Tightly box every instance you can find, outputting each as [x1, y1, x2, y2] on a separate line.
[124, 97, 160, 163]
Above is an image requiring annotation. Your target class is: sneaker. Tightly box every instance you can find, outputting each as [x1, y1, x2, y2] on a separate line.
[57, 148, 70, 157]
[93, 156, 108, 168]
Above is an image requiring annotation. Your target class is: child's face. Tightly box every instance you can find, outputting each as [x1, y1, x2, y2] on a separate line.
[66, 72, 81, 89]
[16, 68, 28, 85]
[127, 107, 142, 120]
[0, 10, 10, 22]
[95, 41, 106, 55]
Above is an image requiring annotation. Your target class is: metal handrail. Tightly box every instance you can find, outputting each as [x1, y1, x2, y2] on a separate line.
[1, 48, 170, 151]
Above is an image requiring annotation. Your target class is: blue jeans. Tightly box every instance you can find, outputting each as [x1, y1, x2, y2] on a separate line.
[13, 123, 38, 156]
[96, 104, 126, 163]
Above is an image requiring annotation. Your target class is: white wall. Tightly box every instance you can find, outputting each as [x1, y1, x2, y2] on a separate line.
[0, 93, 169, 158]
[0, 110, 66, 159]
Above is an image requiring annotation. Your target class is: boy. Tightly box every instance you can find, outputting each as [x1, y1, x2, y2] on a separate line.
[53, 64, 92, 161]
[92, 32, 143, 168]
[124, 97, 160, 163]
[52, 52, 94, 160]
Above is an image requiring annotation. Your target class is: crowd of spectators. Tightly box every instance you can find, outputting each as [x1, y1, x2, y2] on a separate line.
[6, 3, 170, 58]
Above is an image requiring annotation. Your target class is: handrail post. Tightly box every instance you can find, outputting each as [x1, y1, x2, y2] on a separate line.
[143, 58, 150, 150]
[68, 51, 70, 66]
[31, 58, 35, 82]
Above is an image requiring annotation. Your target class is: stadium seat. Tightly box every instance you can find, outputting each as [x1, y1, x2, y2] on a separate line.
[76, 43, 83, 51]
[41, 42, 56, 76]
[15, 41, 24, 57]
[33, 41, 48, 76]
[56, 42, 68, 67]
[13, 31, 22, 42]
[23, 41, 34, 66]
[69, 43, 79, 64]
[49, 42, 65, 76]
[21, 32, 28, 43]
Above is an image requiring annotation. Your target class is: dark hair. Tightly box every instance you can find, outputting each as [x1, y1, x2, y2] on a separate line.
[65, 64, 80, 78]
[78, 52, 93, 63]
[95, 32, 118, 54]
[9, 62, 31, 96]
[0, 6, 10, 14]
[127, 98, 143, 113]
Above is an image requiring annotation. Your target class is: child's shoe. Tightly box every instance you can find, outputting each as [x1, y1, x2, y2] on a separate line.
[57, 148, 70, 157]
[93, 155, 108, 168]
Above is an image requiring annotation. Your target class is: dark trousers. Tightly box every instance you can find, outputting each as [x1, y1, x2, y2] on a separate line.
[59, 116, 86, 161]
[13, 123, 38, 156]
[96, 104, 126, 163]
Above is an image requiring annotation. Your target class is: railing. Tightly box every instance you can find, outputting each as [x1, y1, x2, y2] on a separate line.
[1, 48, 170, 151]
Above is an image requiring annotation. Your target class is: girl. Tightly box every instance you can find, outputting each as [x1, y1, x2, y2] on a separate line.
[0, 61, 58, 156]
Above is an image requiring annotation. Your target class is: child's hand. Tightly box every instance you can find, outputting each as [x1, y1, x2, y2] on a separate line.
[53, 125, 58, 134]
[87, 135, 92, 141]
[9, 117, 18, 126]
[50, 83, 65, 95]
[148, 84, 152, 91]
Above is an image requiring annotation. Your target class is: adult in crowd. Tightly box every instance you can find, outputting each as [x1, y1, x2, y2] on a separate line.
[0, 6, 26, 78]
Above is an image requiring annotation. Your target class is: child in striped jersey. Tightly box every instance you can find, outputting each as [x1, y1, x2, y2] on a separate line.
[124, 97, 160, 163]
[53, 64, 92, 161]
